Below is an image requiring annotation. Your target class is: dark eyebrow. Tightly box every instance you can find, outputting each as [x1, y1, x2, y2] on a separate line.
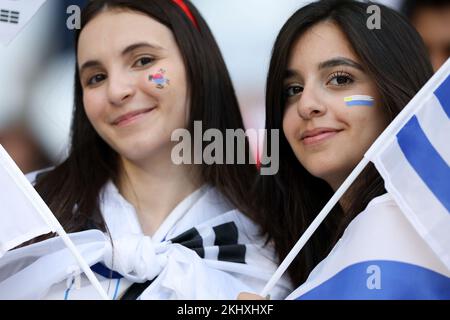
[120, 42, 163, 56]
[79, 42, 164, 75]
[284, 69, 301, 80]
[318, 57, 364, 71]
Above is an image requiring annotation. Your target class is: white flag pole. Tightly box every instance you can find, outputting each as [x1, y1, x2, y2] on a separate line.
[0, 145, 110, 300]
[260, 157, 370, 297]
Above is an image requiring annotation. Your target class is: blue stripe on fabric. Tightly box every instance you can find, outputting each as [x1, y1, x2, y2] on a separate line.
[91, 263, 124, 279]
[434, 74, 450, 119]
[112, 278, 121, 300]
[64, 278, 74, 300]
[346, 100, 374, 107]
[295, 260, 450, 300]
[397, 116, 450, 213]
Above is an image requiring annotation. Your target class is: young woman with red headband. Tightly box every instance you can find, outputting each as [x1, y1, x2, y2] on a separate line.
[0, 0, 291, 300]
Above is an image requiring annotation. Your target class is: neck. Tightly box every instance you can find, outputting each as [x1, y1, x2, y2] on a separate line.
[327, 173, 354, 214]
[117, 148, 202, 236]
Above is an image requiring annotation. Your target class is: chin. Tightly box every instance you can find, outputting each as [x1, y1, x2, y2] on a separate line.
[122, 140, 169, 161]
[302, 160, 339, 181]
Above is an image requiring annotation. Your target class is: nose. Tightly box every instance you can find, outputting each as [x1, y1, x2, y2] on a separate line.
[106, 72, 136, 106]
[296, 84, 327, 120]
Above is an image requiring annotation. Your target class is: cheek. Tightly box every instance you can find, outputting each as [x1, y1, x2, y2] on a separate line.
[83, 92, 105, 124]
[345, 104, 387, 146]
[282, 106, 298, 143]
[364, 107, 388, 140]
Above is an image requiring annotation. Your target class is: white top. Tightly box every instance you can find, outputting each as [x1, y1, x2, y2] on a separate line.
[0, 175, 292, 300]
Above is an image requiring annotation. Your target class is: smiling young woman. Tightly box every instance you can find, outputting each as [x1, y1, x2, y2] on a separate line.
[281, 21, 389, 191]
[246, 0, 450, 299]
[0, 0, 291, 300]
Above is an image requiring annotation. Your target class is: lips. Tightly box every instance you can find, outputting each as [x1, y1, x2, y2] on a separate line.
[300, 127, 342, 145]
[112, 107, 155, 126]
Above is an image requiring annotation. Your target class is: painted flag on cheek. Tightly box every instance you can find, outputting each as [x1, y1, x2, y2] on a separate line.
[344, 95, 375, 107]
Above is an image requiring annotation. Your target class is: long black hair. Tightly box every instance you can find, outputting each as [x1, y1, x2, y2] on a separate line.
[33, 0, 256, 234]
[254, 0, 433, 287]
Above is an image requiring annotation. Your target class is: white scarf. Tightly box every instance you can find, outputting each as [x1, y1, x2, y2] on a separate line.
[0, 182, 292, 299]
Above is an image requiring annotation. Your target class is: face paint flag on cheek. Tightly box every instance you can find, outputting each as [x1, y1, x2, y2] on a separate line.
[344, 95, 375, 107]
[149, 68, 170, 89]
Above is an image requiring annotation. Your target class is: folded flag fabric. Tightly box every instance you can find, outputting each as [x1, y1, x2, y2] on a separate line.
[287, 194, 450, 300]
[0, 0, 48, 45]
[0, 145, 55, 258]
[368, 68, 450, 271]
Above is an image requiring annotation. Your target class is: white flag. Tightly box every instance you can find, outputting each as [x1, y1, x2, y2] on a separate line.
[0, 0, 48, 46]
[366, 58, 450, 271]
[0, 144, 55, 257]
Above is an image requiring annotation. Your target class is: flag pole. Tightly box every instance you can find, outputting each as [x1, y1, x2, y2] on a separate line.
[260, 157, 370, 297]
[0, 145, 110, 300]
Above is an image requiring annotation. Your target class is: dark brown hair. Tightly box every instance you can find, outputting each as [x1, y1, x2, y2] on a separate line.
[33, 0, 256, 235]
[255, 0, 433, 287]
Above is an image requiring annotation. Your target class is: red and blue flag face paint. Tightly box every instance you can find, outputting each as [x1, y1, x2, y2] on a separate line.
[344, 95, 374, 107]
[149, 69, 170, 89]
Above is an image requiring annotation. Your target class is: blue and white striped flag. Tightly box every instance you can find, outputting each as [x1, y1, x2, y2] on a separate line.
[367, 59, 450, 271]
[286, 59, 450, 300]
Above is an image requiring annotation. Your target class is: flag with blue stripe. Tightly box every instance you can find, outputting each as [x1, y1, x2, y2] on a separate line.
[367, 59, 450, 272]
[286, 194, 450, 300]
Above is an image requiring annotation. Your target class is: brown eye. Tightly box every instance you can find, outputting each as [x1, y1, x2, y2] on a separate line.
[336, 75, 350, 85]
[285, 84, 303, 97]
[133, 56, 154, 67]
[327, 71, 354, 86]
[87, 74, 106, 86]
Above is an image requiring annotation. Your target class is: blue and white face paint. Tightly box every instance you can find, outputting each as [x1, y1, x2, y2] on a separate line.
[344, 95, 374, 107]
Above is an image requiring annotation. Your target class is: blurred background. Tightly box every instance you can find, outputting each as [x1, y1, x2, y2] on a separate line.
[0, 0, 448, 173]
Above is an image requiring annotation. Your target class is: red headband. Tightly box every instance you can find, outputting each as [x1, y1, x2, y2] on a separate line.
[172, 0, 199, 29]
